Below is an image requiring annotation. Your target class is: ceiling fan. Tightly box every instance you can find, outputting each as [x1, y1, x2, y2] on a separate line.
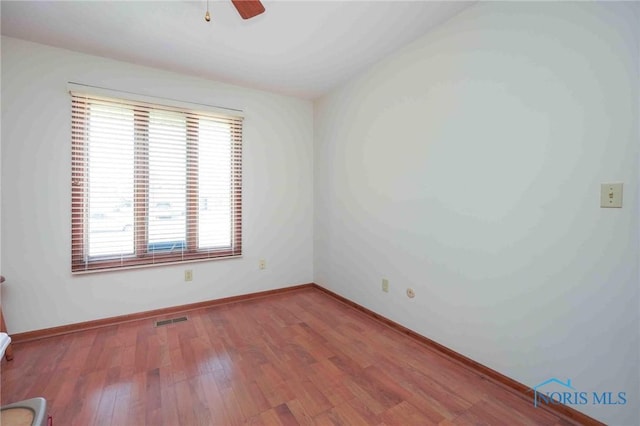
[205, 0, 265, 22]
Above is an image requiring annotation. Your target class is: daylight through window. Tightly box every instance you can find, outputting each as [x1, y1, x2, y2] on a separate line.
[71, 90, 242, 272]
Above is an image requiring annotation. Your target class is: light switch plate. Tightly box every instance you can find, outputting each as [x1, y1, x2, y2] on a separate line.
[382, 278, 389, 293]
[601, 183, 623, 208]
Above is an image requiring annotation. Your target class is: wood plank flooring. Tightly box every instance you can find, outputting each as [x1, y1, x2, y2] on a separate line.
[1, 288, 576, 425]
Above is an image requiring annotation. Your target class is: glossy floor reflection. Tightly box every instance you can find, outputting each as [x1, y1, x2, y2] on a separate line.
[1, 288, 575, 425]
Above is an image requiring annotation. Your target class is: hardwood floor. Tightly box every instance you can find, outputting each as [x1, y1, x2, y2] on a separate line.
[1, 288, 577, 425]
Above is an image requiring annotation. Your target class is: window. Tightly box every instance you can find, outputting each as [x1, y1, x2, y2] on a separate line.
[71, 90, 242, 272]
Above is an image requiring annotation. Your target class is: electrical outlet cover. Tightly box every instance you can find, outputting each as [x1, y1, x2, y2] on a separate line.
[601, 183, 623, 208]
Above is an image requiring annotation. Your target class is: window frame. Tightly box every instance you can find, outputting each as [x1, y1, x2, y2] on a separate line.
[71, 89, 243, 273]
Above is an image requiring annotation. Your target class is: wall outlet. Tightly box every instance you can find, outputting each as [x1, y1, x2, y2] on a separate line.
[600, 183, 623, 208]
[184, 270, 193, 282]
[259, 259, 266, 270]
[382, 278, 389, 293]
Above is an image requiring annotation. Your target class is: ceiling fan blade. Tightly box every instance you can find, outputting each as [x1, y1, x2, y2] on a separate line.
[231, 0, 265, 20]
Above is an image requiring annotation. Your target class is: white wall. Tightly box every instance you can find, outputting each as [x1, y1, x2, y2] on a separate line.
[314, 2, 638, 424]
[1, 36, 314, 334]
[0, 44, 3, 295]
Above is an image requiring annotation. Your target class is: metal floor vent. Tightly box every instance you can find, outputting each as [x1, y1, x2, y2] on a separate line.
[155, 316, 188, 327]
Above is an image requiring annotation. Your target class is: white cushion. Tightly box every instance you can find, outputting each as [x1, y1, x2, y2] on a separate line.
[0, 332, 11, 359]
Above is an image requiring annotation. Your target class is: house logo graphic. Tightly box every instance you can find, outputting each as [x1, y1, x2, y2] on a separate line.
[531, 378, 627, 408]
[532, 378, 576, 407]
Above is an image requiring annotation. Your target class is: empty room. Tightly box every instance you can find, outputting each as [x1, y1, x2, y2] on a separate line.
[0, 1, 638, 425]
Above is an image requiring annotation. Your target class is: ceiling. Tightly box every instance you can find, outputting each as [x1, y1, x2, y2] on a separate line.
[0, 1, 475, 99]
